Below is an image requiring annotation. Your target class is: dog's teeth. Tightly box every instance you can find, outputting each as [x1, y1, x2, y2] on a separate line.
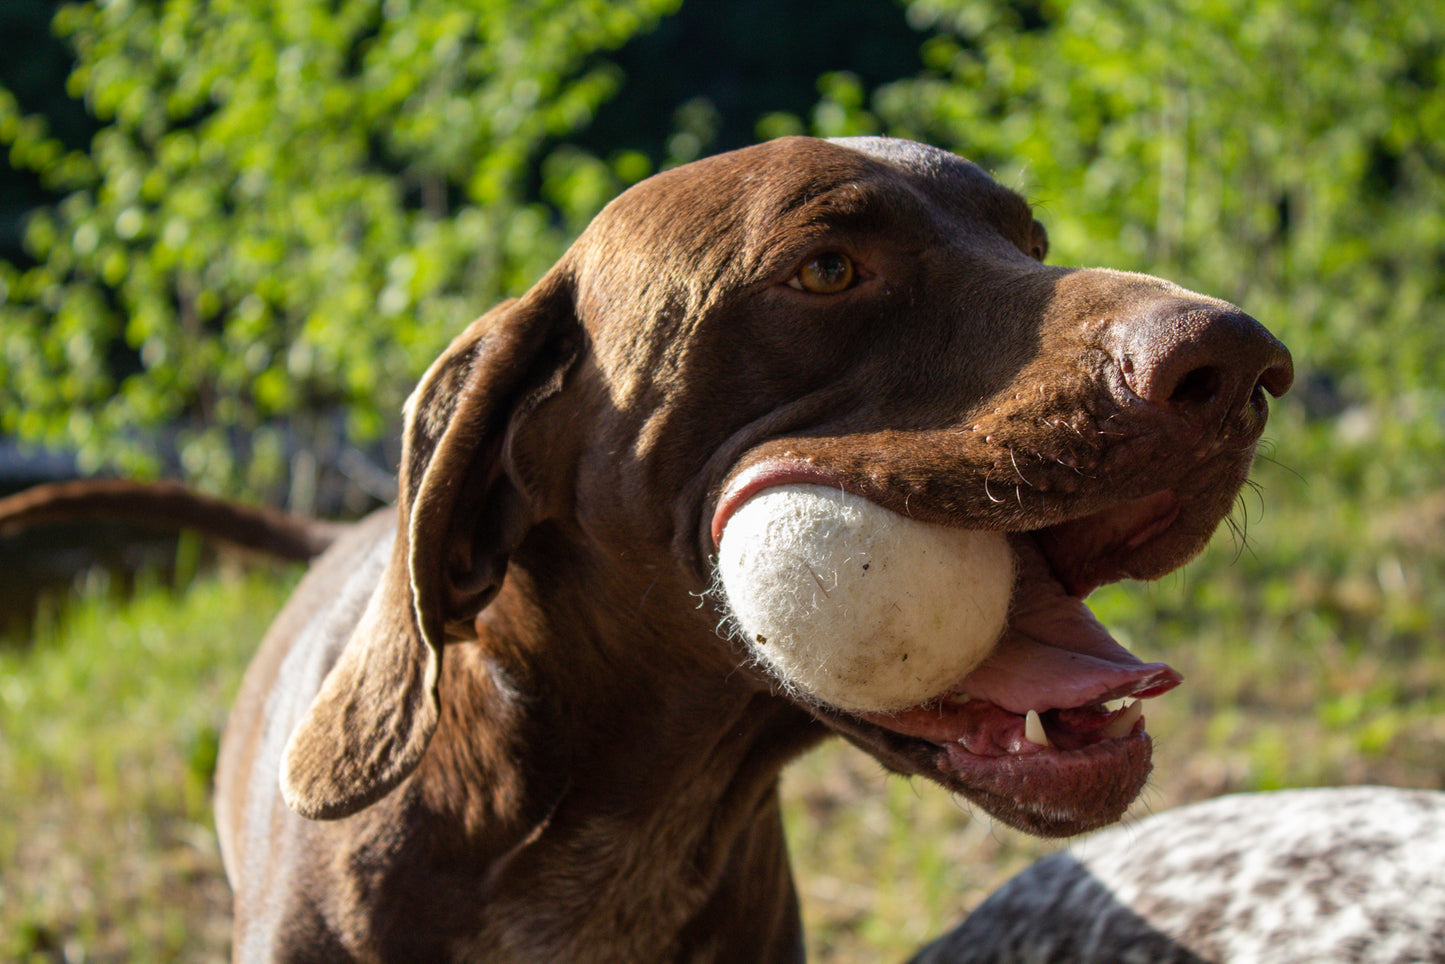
[1102, 699, 1145, 739]
[1024, 709, 1052, 747]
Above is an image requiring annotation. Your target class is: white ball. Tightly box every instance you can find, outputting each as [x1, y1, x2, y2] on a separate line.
[716, 484, 1015, 713]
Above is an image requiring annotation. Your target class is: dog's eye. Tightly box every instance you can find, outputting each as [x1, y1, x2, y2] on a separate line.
[789, 253, 856, 294]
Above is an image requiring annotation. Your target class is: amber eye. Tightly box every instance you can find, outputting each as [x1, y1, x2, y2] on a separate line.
[789, 252, 856, 294]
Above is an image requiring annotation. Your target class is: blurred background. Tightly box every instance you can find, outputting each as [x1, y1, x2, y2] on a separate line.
[1, 0, 1442, 959]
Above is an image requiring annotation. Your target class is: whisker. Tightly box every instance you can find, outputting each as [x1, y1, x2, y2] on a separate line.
[1008, 447, 1034, 487]
[1223, 493, 1259, 564]
[1252, 449, 1304, 484]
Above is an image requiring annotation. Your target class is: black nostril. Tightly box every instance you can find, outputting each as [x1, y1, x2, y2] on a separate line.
[1169, 366, 1223, 409]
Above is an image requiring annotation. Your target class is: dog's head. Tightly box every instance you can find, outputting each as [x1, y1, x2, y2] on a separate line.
[281, 137, 1292, 836]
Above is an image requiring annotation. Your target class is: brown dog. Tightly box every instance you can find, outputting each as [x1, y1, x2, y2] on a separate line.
[1, 136, 1291, 961]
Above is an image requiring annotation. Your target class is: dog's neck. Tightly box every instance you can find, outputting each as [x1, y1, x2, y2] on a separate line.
[408, 535, 827, 961]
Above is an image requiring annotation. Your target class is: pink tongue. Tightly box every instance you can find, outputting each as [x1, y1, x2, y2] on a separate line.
[955, 535, 1180, 714]
[953, 619, 1179, 715]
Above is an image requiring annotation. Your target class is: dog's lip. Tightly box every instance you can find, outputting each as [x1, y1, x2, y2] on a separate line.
[936, 729, 1156, 836]
[1032, 491, 1182, 597]
[814, 701, 1160, 836]
[820, 679, 1167, 838]
[710, 460, 850, 547]
[849, 662, 1177, 754]
[711, 459, 1182, 558]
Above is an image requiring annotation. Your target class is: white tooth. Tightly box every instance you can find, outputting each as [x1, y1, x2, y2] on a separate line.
[1103, 699, 1145, 739]
[1024, 709, 1052, 747]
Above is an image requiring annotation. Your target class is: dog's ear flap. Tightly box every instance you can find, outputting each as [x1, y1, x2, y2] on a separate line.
[281, 280, 580, 820]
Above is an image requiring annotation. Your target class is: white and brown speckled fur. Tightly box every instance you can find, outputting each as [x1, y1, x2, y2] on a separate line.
[913, 786, 1445, 964]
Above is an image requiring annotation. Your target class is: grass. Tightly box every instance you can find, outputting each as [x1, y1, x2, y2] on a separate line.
[1, 565, 300, 964]
[3, 418, 1443, 962]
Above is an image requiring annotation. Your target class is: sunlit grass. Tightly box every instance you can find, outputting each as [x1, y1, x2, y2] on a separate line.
[0, 567, 299, 963]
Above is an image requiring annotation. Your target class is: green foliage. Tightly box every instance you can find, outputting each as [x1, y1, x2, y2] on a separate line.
[0, 0, 676, 492]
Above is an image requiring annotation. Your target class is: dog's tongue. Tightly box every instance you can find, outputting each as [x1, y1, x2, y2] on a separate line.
[967, 534, 1180, 711]
[951, 604, 1179, 715]
[864, 536, 1180, 736]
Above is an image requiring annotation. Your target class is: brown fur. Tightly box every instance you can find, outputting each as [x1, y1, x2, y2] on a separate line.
[0, 478, 342, 560]
[2, 137, 1291, 962]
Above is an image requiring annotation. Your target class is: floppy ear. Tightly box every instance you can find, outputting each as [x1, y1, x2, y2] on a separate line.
[280, 279, 581, 819]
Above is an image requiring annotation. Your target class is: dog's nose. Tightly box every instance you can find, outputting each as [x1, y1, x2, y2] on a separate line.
[1108, 299, 1294, 436]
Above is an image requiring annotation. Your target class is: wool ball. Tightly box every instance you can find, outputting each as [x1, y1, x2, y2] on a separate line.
[716, 484, 1015, 713]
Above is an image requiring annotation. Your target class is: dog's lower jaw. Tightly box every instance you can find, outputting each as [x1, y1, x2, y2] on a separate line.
[938, 732, 1155, 837]
[821, 708, 1155, 837]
